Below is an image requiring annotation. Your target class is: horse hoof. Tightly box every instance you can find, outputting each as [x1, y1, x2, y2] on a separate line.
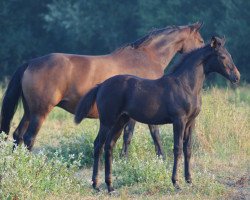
[93, 187, 101, 192]
[120, 151, 128, 159]
[108, 188, 119, 196]
[108, 186, 115, 193]
[173, 183, 181, 191]
[92, 183, 101, 192]
[186, 179, 192, 184]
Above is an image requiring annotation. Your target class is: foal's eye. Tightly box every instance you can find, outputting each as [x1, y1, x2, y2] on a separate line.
[220, 56, 226, 59]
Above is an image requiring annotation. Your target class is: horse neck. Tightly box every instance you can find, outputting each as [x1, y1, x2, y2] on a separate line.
[137, 30, 187, 70]
[170, 45, 213, 94]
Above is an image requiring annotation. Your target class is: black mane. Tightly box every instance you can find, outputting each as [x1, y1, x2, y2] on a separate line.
[114, 25, 180, 52]
[168, 44, 210, 74]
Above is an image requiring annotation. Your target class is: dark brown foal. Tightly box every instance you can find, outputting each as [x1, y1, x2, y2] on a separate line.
[75, 36, 240, 192]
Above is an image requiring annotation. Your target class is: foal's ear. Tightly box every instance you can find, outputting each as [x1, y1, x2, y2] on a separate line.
[211, 36, 226, 48]
[190, 21, 203, 32]
[211, 36, 221, 48]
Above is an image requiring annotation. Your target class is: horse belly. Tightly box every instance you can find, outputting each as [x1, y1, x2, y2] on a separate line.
[127, 102, 170, 125]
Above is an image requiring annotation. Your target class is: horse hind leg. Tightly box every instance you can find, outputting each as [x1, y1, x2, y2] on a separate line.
[22, 113, 48, 151]
[120, 119, 136, 158]
[92, 123, 109, 191]
[13, 114, 29, 148]
[13, 96, 30, 148]
[105, 114, 130, 193]
[148, 125, 166, 160]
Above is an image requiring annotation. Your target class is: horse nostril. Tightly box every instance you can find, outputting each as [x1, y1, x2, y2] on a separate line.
[234, 75, 240, 83]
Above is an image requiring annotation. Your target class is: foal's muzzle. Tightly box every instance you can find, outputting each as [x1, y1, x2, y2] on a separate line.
[230, 67, 240, 84]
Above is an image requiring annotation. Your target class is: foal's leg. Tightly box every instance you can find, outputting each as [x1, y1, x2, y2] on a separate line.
[92, 123, 109, 191]
[172, 118, 186, 189]
[120, 119, 136, 157]
[23, 114, 47, 150]
[105, 115, 130, 193]
[148, 125, 165, 160]
[183, 120, 195, 184]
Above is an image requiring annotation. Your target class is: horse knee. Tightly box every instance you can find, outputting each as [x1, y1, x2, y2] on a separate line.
[104, 143, 112, 153]
[93, 145, 103, 158]
[173, 147, 183, 158]
[183, 147, 192, 159]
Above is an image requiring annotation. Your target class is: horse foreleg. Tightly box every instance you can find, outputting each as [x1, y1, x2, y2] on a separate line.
[183, 120, 195, 184]
[120, 119, 136, 158]
[172, 118, 186, 189]
[148, 125, 165, 160]
[92, 123, 109, 191]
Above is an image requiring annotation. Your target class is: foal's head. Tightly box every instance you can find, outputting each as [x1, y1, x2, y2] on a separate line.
[180, 22, 204, 53]
[207, 36, 240, 84]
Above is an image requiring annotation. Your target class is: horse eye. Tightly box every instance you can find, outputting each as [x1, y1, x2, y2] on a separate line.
[220, 56, 226, 59]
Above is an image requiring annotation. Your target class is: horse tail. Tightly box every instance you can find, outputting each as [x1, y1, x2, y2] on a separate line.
[0, 63, 29, 134]
[74, 85, 100, 124]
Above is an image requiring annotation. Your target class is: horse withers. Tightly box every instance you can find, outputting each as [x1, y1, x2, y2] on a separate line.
[75, 36, 240, 192]
[0, 23, 204, 157]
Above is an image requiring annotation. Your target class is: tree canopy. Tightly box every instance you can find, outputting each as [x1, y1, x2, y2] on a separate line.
[0, 0, 249, 82]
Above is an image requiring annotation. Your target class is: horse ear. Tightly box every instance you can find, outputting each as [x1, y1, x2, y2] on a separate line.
[211, 36, 218, 48]
[222, 35, 226, 46]
[190, 21, 203, 33]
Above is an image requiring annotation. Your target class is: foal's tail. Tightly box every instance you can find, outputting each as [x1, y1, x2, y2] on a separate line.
[0, 63, 28, 134]
[74, 85, 99, 124]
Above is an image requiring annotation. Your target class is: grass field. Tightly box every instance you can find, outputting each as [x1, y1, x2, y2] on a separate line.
[0, 86, 249, 200]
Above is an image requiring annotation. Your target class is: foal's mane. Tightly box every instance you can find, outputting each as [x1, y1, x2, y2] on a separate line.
[168, 44, 210, 74]
[114, 25, 180, 52]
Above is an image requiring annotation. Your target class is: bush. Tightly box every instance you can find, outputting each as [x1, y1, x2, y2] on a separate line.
[0, 134, 86, 200]
[113, 156, 171, 187]
[44, 133, 94, 168]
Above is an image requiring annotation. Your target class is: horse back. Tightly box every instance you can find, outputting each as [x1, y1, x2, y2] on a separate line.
[21, 53, 101, 114]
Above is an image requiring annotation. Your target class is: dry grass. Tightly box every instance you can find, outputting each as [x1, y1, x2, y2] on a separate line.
[0, 86, 249, 199]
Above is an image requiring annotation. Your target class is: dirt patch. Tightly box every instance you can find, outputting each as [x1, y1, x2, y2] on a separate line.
[225, 175, 250, 200]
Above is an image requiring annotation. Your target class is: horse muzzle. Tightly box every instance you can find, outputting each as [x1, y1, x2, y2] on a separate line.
[230, 67, 240, 84]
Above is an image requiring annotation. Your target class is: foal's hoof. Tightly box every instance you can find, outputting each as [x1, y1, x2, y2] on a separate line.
[93, 187, 101, 192]
[120, 151, 128, 159]
[186, 179, 192, 184]
[92, 183, 101, 192]
[173, 183, 181, 191]
[108, 188, 119, 196]
[108, 186, 115, 193]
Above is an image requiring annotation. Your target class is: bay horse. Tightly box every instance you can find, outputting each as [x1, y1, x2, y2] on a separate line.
[74, 36, 240, 192]
[0, 23, 204, 155]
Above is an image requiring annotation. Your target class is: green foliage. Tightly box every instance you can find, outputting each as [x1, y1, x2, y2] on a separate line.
[0, 0, 52, 78]
[0, 0, 249, 82]
[113, 156, 172, 188]
[43, 0, 138, 53]
[0, 134, 86, 200]
[44, 132, 94, 167]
